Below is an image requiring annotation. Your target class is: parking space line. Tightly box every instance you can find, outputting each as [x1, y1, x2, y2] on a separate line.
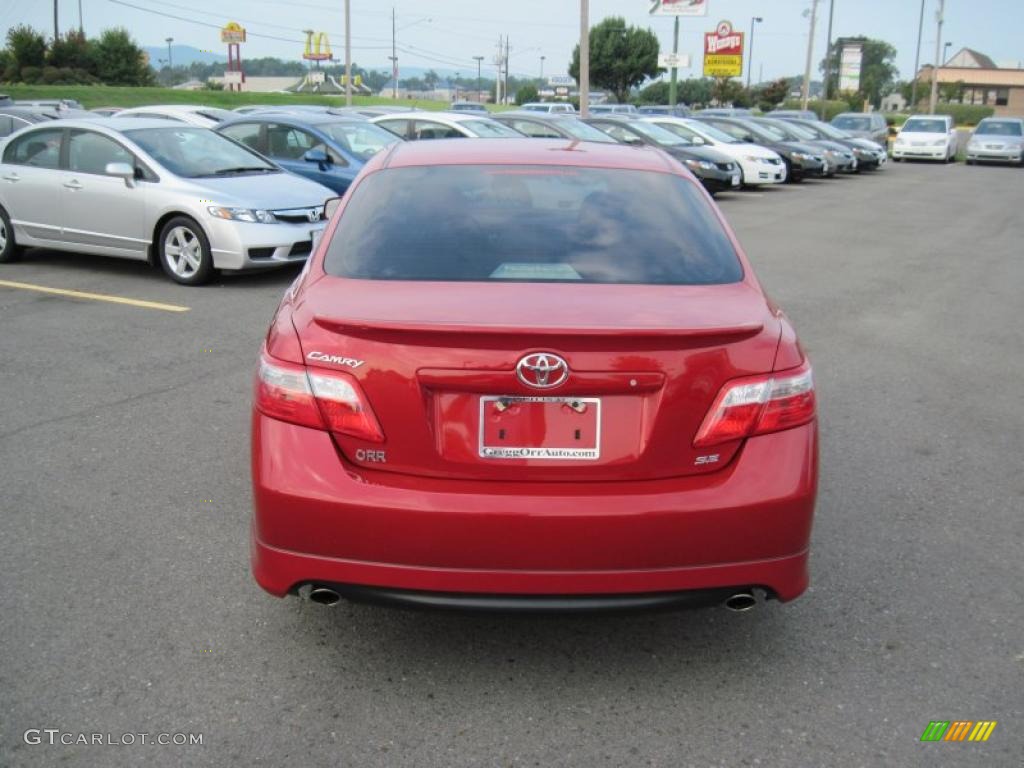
[0, 279, 190, 313]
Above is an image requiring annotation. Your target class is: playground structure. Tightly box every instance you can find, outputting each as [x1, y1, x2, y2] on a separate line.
[288, 30, 371, 94]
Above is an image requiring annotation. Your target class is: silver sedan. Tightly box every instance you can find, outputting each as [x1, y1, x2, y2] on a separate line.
[0, 118, 334, 284]
[965, 117, 1024, 166]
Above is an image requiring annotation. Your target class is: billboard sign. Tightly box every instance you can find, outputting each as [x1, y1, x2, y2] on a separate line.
[650, 0, 708, 16]
[548, 75, 576, 87]
[223, 70, 243, 84]
[839, 42, 864, 92]
[703, 20, 743, 78]
[220, 22, 246, 44]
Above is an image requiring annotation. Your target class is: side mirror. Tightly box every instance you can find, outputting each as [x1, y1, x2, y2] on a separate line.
[324, 196, 343, 219]
[624, 136, 645, 146]
[105, 162, 136, 187]
[304, 148, 330, 165]
[742, 134, 755, 142]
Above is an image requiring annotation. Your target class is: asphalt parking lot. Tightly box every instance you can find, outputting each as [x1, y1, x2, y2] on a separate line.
[1, 161, 1022, 767]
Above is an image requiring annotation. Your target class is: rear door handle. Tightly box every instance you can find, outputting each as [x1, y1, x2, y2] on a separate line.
[63, 180, 83, 190]
[1, 173, 19, 182]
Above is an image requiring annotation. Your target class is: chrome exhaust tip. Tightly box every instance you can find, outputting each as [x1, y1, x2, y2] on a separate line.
[723, 591, 757, 612]
[308, 587, 342, 606]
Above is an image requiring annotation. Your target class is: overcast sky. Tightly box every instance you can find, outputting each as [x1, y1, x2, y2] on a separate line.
[3, 0, 1022, 82]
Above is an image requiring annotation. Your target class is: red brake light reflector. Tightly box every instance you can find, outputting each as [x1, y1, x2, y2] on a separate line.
[255, 352, 384, 443]
[694, 363, 815, 448]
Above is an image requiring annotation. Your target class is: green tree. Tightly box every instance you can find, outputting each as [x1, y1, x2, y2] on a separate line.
[710, 77, 750, 107]
[92, 28, 153, 85]
[636, 80, 669, 104]
[423, 69, 440, 90]
[5, 25, 47, 80]
[47, 30, 95, 73]
[753, 77, 790, 111]
[569, 16, 659, 104]
[820, 38, 897, 108]
[514, 83, 538, 105]
[677, 77, 713, 106]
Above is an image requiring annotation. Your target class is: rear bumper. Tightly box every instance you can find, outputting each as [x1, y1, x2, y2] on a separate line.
[251, 415, 818, 603]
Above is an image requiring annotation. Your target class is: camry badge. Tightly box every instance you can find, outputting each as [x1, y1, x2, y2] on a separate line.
[516, 352, 569, 389]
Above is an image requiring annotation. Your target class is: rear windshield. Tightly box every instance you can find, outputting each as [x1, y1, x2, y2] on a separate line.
[975, 120, 1022, 136]
[324, 165, 742, 285]
[459, 119, 523, 138]
[556, 119, 618, 143]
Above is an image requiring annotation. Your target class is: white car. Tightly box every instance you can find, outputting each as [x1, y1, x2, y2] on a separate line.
[642, 116, 787, 186]
[519, 102, 577, 115]
[892, 114, 957, 162]
[369, 111, 522, 140]
[113, 105, 236, 128]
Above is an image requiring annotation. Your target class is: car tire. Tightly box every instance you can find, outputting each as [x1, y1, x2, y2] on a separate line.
[158, 216, 215, 286]
[0, 205, 23, 263]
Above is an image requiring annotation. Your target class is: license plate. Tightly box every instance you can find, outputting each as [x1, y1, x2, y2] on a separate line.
[479, 396, 601, 460]
[730, 174, 740, 187]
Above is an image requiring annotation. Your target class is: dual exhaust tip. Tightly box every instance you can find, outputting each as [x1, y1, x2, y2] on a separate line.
[304, 585, 759, 612]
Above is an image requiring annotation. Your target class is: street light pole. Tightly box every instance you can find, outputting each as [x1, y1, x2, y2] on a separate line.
[910, 0, 926, 109]
[823, 0, 835, 102]
[669, 15, 679, 107]
[540, 55, 545, 80]
[391, 7, 397, 99]
[928, 0, 945, 114]
[166, 37, 174, 71]
[344, 0, 352, 106]
[78, 0, 84, 35]
[579, 0, 590, 117]
[800, 0, 820, 111]
[53, 0, 58, 40]
[474, 55, 484, 102]
[746, 17, 763, 90]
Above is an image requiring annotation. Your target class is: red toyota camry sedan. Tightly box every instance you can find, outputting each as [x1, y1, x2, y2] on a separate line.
[251, 138, 817, 613]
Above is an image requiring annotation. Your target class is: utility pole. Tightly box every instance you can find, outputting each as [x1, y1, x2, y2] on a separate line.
[823, 0, 835, 103]
[504, 36, 510, 105]
[928, 0, 945, 114]
[540, 55, 545, 80]
[579, 0, 590, 117]
[166, 37, 174, 71]
[747, 17, 763, 90]
[344, 0, 352, 106]
[78, 0, 84, 35]
[800, 0, 820, 111]
[390, 7, 397, 99]
[669, 15, 679, 107]
[53, 0, 58, 39]
[474, 55, 484, 102]
[910, 0, 926, 110]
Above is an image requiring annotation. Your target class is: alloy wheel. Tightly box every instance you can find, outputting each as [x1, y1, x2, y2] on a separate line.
[164, 226, 202, 278]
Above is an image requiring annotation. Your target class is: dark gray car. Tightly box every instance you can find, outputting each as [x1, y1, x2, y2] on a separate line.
[779, 117, 887, 170]
[831, 112, 889, 145]
[491, 112, 618, 143]
[585, 116, 741, 195]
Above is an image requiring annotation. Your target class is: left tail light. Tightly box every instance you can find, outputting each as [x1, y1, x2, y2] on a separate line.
[255, 352, 384, 443]
[693, 362, 815, 448]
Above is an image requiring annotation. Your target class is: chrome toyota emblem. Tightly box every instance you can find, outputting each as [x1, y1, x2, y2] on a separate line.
[516, 352, 569, 389]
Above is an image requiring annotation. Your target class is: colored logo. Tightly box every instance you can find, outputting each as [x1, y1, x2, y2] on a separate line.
[920, 721, 997, 742]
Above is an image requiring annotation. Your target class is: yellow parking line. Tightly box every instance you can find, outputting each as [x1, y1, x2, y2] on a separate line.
[0, 279, 190, 313]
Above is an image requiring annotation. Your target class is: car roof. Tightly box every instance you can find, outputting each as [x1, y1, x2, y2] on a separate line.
[371, 111, 495, 124]
[221, 112, 367, 127]
[377, 137, 676, 173]
[495, 111, 580, 122]
[15, 117, 205, 133]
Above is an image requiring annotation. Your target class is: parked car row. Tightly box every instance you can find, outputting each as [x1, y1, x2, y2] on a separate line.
[0, 100, 924, 291]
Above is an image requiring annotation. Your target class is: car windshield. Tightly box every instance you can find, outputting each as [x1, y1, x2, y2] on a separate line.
[682, 120, 739, 143]
[459, 119, 523, 138]
[833, 116, 871, 131]
[805, 121, 849, 139]
[975, 120, 1022, 136]
[763, 120, 814, 140]
[124, 127, 278, 177]
[652, 121, 705, 144]
[324, 165, 742, 285]
[902, 119, 948, 133]
[322, 121, 401, 160]
[556, 119, 618, 143]
[742, 121, 786, 141]
[624, 120, 689, 146]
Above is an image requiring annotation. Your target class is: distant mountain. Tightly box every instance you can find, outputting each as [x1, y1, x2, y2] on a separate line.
[144, 44, 226, 68]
